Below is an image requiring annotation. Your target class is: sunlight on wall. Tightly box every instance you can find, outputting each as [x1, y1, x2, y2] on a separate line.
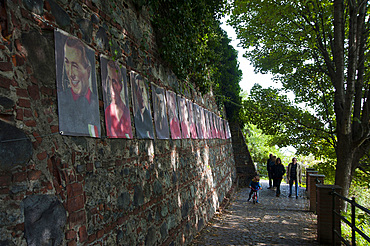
[171, 147, 179, 171]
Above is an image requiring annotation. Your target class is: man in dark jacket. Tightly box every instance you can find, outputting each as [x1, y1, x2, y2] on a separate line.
[271, 158, 286, 197]
[266, 154, 273, 189]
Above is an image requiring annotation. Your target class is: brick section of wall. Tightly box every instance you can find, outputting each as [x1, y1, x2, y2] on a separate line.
[0, 0, 237, 245]
[316, 185, 342, 245]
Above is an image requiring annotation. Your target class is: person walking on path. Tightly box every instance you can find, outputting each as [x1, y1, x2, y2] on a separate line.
[266, 153, 274, 189]
[271, 157, 286, 197]
[287, 157, 302, 198]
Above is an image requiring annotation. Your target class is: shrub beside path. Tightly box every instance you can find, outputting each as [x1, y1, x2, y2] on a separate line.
[190, 179, 321, 245]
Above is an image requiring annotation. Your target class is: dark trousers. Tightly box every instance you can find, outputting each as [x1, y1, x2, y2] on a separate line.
[274, 178, 282, 195]
[268, 171, 273, 187]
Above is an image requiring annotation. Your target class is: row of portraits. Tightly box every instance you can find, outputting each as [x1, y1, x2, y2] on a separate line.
[54, 29, 231, 140]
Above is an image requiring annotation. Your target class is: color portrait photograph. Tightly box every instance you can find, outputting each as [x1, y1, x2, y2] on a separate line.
[130, 72, 154, 139]
[213, 113, 219, 139]
[100, 56, 132, 139]
[204, 109, 211, 139]
[224, 119, 231, 139]
[166, 90, 181, 139]
[194, 104, 204, 139]
[151, 84, 170, 139]
[187, 100, 198, 139]
[177, 96, 190, 139]
[208, 110, 215, 139]
[200, 107, 207, 139]
[219, 117, 226, 139]
[54, 29, 101, 137]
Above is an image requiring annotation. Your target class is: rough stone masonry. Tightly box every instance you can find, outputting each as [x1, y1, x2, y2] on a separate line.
[0, 0, 238, 245]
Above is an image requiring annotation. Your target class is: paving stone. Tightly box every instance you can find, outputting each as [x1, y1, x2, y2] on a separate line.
[190, 180, 320, 246]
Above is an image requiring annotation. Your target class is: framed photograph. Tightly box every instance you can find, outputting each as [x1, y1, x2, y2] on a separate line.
[219, 117, 226, 139]
[224, 120, 231, 139]
[130, 72, 154, 139]
[194, 104, 204, 139]
[213, 113, 219, 139]
[151, 84, 170, 139]
[100, 56, 132, 138]
[208, 110, 215, 139]
[204, 109, 211, 139]
[187, 100, 198, 139]
[177, 96, 190, 139]
[55, 29, 100, 137]
[166, 90, 181, 139]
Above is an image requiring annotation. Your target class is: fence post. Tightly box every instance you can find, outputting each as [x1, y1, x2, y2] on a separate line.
[316, 184, 342, 245]
[309, 174, 325, 212]
[332, 188, 335, 245]
[352, 197, 356, 246]
[306, 169, 318, 198]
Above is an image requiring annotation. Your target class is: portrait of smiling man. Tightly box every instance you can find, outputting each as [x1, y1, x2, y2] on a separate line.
[55, 29, 101, 137]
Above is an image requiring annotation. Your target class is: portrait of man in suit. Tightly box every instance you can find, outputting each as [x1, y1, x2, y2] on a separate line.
[130, 72, 154, 139]
[194, 104, 204, 139]
[213, 113, 219, 139]
[151, 84, 170, 139]
[55, 29, 100, 137]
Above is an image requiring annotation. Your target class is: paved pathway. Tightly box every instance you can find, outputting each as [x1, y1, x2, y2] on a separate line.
[190, 180, 320, 245]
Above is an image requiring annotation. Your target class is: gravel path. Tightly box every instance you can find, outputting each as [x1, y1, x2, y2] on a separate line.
[190, 180, 321, 245]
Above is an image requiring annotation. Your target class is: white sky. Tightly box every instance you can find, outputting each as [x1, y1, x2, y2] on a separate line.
[220, 18, 296, 155]
[220, 18, 281, 94]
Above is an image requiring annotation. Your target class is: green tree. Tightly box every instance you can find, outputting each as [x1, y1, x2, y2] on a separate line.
[243, 123, 284, 176]
[149, 0, 227, 92]
[149, 0, 244, 123]
[229, 0, 370, 199]
[244, 85, 336, 159]
[212, 28, 243, 123]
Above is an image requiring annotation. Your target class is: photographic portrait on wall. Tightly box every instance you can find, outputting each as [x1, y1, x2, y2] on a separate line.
[54, 29, 101, 137]
[224, 120, 231, 139]
[194, 104, 204, 139]
[187, 100, 198, 139]
[177, 96, 190, 139]
[204, 109, 211, 139]
[166, 90, 181, 139]
[130, 71, 154, 139]
[219, 117, 226, 139]
[100, 55, 132, 139]
[213, 113, 219, 139]
[151, 83, 170, 139]
[200, 107, 207, 139]
[208, 110, 215, 139]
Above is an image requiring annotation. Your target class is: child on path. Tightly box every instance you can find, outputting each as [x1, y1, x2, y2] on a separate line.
[248, 175, 262, 203]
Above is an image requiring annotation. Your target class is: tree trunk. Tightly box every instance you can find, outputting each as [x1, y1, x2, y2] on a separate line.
[335, 138, 354, 210]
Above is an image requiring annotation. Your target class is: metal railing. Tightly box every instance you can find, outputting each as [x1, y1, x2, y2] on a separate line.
[331, 191, 370, 245]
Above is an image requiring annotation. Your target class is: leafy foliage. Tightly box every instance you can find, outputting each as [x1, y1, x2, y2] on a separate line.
[244, 85, 336, 158]
[148, 0, 227, 93]
[148, 0, 243, 122]
[228, 0, 370, 195]
[212, 28, 243, 122]
[243, 123, 286, 177]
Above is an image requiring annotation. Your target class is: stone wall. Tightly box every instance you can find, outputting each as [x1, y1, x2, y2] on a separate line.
[0, 0, 236, 245]
[229, 121, 256, 187]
